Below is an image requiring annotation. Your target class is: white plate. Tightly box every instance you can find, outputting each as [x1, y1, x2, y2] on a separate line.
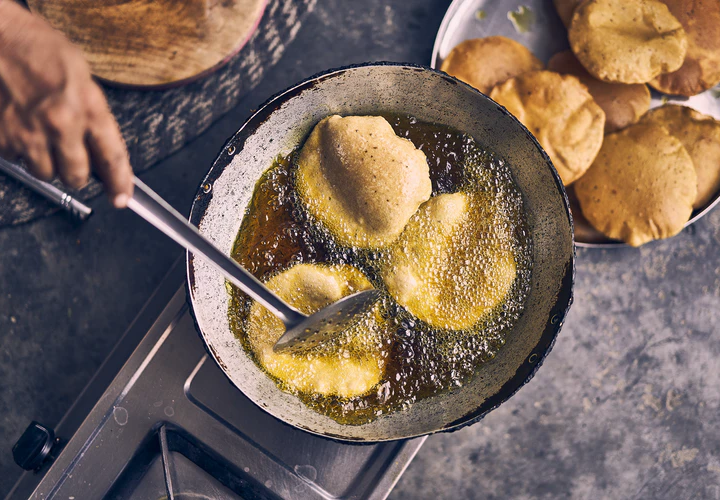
[431, 0, 720, 247]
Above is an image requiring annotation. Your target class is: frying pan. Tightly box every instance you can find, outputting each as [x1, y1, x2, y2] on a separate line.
[186, 63, 575, 442]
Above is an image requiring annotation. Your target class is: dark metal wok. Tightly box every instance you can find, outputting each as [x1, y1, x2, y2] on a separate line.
[186, 63, 574, 442]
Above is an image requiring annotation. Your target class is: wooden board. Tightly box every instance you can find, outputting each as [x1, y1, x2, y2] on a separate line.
[27, 0, 267, 88]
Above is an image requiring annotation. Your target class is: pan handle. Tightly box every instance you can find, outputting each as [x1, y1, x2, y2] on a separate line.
[127, 177, 306, 327]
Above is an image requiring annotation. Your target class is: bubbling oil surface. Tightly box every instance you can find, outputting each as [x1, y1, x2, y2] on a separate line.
[229, 115, 532, 425]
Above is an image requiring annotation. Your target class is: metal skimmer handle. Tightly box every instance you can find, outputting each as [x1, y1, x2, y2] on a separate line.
[0, 157, 92, 220]
[127, 177, 306, 327]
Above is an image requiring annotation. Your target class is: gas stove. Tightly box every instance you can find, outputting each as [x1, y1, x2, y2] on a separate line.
[7, 259, 424, 500]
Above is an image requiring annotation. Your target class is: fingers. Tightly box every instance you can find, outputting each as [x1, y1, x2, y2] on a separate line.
[23, 134, 53, 181]
[85, 89, 133, 208]
[53, 137, 90, 189]
[1, 72, 132, 204]
[44, 101, 90, 189]
[0, 97, 15, 160]
[2, 127, 90, 189]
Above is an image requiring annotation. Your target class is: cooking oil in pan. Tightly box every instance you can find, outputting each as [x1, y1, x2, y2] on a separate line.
[229, 115, 532, 425]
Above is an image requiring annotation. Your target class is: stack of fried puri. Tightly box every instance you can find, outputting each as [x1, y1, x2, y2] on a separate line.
[438, 0, 720, 246]
[558, 0, 720, 245]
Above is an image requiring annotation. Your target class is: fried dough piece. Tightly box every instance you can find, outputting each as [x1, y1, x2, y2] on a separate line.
[575, 122, 696, 246]
[569, 0, 687, 84]
[490, 70, 605, 185]
[548, 50, 651, 133]
[382, 192, 517, 330]
[650, 0, 720, 96]
[296, 115, 432, 249]
[440, 36, 544, 94]
[246, 263, 386, 398]
[641, 105, 720, 208]
[553, 0, 585, 27]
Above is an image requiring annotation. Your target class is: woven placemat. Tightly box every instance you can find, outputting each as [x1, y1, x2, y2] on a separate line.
[0, 0, 316, 227]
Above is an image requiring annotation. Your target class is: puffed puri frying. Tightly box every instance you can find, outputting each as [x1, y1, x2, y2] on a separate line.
[489, 70, 605, 185]
[574, 122, 697, 247]
[568, 0, 688, 84]
[381, 192, 517, 331]
[296, 115, 432, 249]
[246, 263, 386, 398]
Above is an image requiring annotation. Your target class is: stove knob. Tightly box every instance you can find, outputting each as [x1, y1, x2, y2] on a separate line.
[12, 421, 57, 471]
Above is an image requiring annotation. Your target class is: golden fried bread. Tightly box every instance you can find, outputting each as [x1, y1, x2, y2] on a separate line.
[440, 36, 544, 94]
[548, 50, 651, 133]
[296, 115, 432, 249]
[575, 122, 696, 246]
[246, 264, 385, 398]
[382, 192, 517, 330]
[490, 70, 605, 185]
[641, 105, 720, 208]
[650, 0, 720, 96]
[569, 0, 687, 84]
[553, 0, 585, 27]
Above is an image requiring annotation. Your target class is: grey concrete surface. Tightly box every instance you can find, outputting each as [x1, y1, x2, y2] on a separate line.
[1, 1, 720, 499]
[391, 220, 720, 499]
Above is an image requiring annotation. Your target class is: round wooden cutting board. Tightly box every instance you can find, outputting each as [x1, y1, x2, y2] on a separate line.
[27, 0, 267, 88]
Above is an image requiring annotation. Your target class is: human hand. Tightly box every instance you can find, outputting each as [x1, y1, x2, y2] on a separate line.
[0, 1, 133, 207]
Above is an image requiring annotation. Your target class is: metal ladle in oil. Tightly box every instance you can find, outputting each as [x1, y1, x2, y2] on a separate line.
[125, 178, 381, 355]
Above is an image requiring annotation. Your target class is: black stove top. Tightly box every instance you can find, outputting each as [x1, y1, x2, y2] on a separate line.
[8, 260, 424, 500]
